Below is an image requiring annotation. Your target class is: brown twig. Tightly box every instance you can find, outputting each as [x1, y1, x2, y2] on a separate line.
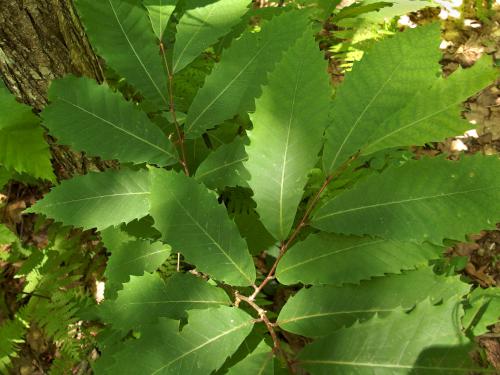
[235, 292, 296, 374]
[249, 153, 359, 300]
[249, 174, 334, 301]
[159, 42, 189, 176]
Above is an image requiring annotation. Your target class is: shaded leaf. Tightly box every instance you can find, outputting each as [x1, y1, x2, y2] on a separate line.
[75, 0, 168, 108]
[27, 169, 150, 231]
[298, 299, 485, 374]
[149, 169, 256, 285]
[101, 226, 171, 298]
[234, 209, 277, 256]
[313, 155, 500, 244]
[43, 76, 178, 166]
[98, 272, 230, 331]
[0, 168, 11, 189]
[195, 137, 249, 189]
[109, 306, 254, 374]
[278, 267, 470, 337]
[276, 233, 442, 285]
[226, 340, 274, 375]
[173, 0, 250, 73]
[0, 83, 54, 181]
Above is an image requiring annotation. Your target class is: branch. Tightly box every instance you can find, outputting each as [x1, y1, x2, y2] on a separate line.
[249, 154, 359, 300]
[159, 42, 189, 176]
[235, 292, 296, 374]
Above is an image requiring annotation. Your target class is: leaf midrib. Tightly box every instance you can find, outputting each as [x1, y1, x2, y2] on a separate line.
[186, 38, 272, 132]
[279, 308, 399, 325]
[299, 360, 490, 372]
[108, 248, 170, 269]
[328, 61, 403, 171]
[364, 101, 458, 152]
[278, 239, 385, 275]
[315, 185, 500, 221]
[277, 56, 304, 239]
[169, 191, 253, 284]
[151, 320, 253, 374]
[37, 192, 150, 209]
[173, 5, 217, 73]
[121, 299, 229, 305]
[196, 157, 248, 179]
[58, 98, 175, 159]
[108, 0, 168, 105]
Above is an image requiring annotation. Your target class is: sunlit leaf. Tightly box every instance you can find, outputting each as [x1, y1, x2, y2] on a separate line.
[185, 10, 309, 138]
[149, 169, 256, 285]
[245, 28, 331, 240]
[278, 267, 470, 337]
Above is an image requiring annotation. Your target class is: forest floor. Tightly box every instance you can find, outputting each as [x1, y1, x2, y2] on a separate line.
[433, 4, 500, 286]
[421, 3, 500, 367]
[0, 1, 499, 374]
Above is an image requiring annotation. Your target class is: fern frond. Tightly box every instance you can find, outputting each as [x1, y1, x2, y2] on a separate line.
[0, 317, 27, 373]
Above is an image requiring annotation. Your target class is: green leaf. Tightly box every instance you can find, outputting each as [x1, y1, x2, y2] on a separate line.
[234, 209, 277, 256]
[298, 299, 487, 374]
[323, 24, 440, 173]
[195, 137, 249, 190]
[27, 168, 150, 231]
[245, 29, 331, 240]
[463, 287, 500, 336]
[0, 225, 16, 245]
[0, 167, 11, 189]
[149, 169, 256, 285]
[361, 0, 434, 23]
[332, 1, 392, 21]
[0, 318, 25, 373]
[363, 57, 498, 154]
[109, 306, 254, 374]
[98, 272, 230, 331]
[172, 0, 250, 73]
[278, 267, 470, 337]
[143, 0, 177, 40]
[101, 226, 171, 298]
[313, 155, 500, 244]
[0, 83, 54, 181]
[75, 0, 168, 108]
[276, 233, 442, 285]
[184, 10, 310, 138]
[43, 76, 178, 166]
[226, 340, 274, 375]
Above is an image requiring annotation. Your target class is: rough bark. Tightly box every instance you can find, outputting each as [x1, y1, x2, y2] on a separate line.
[0, 0, 113, 179]
[0, 0, 102, 108]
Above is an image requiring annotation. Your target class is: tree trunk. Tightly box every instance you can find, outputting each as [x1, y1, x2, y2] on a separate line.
[0, 0, 102, 109]
[0, 0, 114, 179]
